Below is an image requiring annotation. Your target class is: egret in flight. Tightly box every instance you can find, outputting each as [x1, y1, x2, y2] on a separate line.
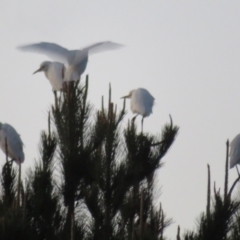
[121, 88, 155, 132]
[17, 41, 123, 84]
[230, 133, 240, 169]
[0, 122, 24, 165]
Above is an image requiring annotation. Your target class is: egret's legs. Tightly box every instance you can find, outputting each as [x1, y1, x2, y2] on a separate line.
[61, 65, 65, 79]
[141, 117, 144, 133]
[131, 114, 139, 124]
[53, 90, 58, 109]
[17, 163, 21, 208]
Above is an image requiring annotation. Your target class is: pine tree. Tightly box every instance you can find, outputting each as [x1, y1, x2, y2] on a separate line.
[25, 113, 62, 240]
[0, 143, 33, 239]
[0, 76, 179, 240]
[183, 142, 240, 240]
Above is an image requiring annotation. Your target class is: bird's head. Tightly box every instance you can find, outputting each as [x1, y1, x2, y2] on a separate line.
[121, 90, 134, 99]
[33, 61, 51, 74]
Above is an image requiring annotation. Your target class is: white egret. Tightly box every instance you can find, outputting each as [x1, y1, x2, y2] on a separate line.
[17, 41, 123, 81]
[0, 122, 24, 165]
[229, 134, 240, 169]
[33, 61, 65, 91]
[121, 88, 155, 132]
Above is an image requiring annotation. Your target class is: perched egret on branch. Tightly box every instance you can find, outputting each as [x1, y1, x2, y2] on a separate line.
[229, 134, 240, 169]
[17, 41, 123, 82]
[121, 88, 155, 132]
[0, 123, 24, 165]
[33, 61, 65, 91]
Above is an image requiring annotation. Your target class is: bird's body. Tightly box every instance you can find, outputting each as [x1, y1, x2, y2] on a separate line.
[229, 134, 240, 168]
[0, 123, 24, 165]
[130, 88, 154, 117]
[64, 56, 88, 82]
[122, 88, 155, 131]
[18, 41, 123, 82]
[34, 61, 65, 91]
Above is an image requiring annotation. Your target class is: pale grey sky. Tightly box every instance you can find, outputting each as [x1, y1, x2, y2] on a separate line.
[1, 1, 240, 239]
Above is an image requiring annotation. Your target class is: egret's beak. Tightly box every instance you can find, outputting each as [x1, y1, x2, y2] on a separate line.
[33, 67, 43, 75]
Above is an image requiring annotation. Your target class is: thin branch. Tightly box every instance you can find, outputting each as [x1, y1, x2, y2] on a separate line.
[224, 140, 229, 202]
[176, 225, 181, 240]
[206, 164, 211, 220]
[17, 163, 21, 209]
[4, 137, 8, 163]
[228, 175, 240, 198]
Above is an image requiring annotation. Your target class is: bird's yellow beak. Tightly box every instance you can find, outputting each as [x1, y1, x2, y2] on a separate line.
[33, 67, 43, 75]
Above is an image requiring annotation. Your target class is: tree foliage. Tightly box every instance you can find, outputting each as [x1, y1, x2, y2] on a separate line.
[1, 76, 240, 240]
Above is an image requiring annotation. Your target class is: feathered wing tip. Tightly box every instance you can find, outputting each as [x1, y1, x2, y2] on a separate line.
[85, 41, 124, 55]
[16, 42, 45, 52]
[16, 42, 70, 64]
[16, 41, 68, 52]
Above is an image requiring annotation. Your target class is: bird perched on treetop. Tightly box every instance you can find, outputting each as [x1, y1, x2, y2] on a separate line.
[121, 88, 155, 132]
[0, 122, 24, 165]
[229, 133, 240, 169]
[32, 61, 65, 91]
[17, 41, 124, 87]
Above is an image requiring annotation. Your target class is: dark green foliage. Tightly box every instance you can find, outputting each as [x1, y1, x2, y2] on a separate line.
[183, 148, 240, 240]
[79, 84, 178, 240]
[0, 162, 28, 240]
[1, 160, 16, 208]
[229, 208, 240, 240]
[0, 209, 34, 240]
[0, 76, 179, 239]
[52, 80, 92, 208]
[119, 174, 172, 240]
[81, 88, 127, 239]
[51, 79, 106, 239]
[25, 120, 62, 240]
[184, 194, 240, 240]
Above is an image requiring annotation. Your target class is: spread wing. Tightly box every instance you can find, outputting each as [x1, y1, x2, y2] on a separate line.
[81, 41, 124, 55]
[17, 42, 74, 65]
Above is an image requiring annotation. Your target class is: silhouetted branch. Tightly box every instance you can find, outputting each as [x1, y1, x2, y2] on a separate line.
[224, 140, 229, 202]
[206, 164, 211, 221]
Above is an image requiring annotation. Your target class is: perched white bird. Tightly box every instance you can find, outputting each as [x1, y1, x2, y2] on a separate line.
[0, 123, 24, 165]
[229, 134, 240, 168]
[33, 61, 65, 91]
[121, 88, 155, 131]
[17, 41, 123, 82]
